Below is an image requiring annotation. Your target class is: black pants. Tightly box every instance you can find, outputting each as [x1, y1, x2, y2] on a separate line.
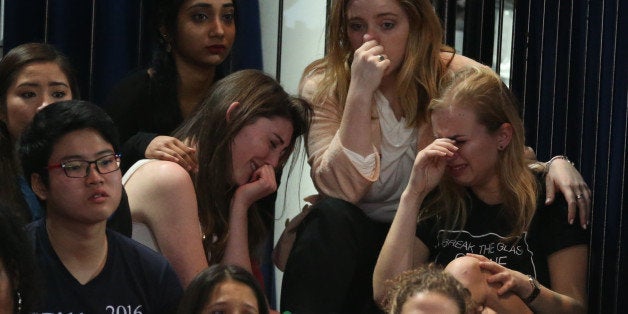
[281, 198, 390, 314]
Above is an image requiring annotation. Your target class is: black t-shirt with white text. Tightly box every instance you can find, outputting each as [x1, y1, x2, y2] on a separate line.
[416, 180, 588, 286]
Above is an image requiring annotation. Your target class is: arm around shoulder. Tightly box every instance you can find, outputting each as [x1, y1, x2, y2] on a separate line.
[440, 51, 489, 71]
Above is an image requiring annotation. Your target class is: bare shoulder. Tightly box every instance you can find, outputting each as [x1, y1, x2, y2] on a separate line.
[125, 160, 194, 197]
[125, 160, 196, 222]
[439, 51, 489, 71]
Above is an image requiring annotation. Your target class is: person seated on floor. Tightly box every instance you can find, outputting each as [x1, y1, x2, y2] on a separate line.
[105, 0, 238, 173]
[373, 66, 589, 313]
[122, 69, 311, 288]
[177, 264, 270, 314]
[0, 42, 131, 235]
[18, 100, 183, 313]
[382, 264, 475, 314]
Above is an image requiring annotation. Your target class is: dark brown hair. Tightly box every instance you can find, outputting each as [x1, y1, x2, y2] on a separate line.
[173, 69, 312, 262]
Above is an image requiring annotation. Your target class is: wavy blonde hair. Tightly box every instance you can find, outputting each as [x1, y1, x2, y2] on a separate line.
[421, 66, 538, 238]
[308, 0, 453, 127]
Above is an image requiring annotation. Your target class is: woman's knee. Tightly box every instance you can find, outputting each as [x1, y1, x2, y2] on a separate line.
[305, 197, 367, 228]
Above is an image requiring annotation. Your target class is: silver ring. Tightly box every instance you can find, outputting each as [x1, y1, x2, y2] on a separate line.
[576, 194, 584, 199]
[378, 54, 385, 62]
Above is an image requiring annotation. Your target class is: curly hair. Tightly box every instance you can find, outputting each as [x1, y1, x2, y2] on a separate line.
[383, 264, 475, 314]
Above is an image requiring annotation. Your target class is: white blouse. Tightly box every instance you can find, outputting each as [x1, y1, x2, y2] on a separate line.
[343, 91, 417, 222]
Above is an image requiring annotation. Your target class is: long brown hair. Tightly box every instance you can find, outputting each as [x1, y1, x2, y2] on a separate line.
[173, 69, 312, 262]
[309, 0, 453, 127]
[0, 43, 79, 221]
[421, 66, 538, 238]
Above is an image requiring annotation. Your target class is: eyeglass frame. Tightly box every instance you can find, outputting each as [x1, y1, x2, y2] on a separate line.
[46, 153, 122, 178]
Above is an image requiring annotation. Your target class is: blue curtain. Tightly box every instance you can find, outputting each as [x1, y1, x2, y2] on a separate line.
[511, 1, 627, 312]
[3, 0, 263, 104]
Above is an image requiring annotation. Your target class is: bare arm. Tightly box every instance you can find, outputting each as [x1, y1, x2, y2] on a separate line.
[124, 161, 207, 287]
[372, 193, 430, 303]
[475, 245, 588, 313]
[222, 165, 278, 272]
[373, 139, 457, 302]
[531, 245, 588, 313]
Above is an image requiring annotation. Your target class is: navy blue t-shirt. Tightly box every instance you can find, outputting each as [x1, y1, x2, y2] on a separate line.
[27, 219, 183, 314]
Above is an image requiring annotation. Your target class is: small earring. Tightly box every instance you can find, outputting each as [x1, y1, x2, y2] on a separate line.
[498, 145, 503, 150]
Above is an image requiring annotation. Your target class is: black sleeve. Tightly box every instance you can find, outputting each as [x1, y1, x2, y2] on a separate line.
[415, 214, 438, 251]
[119, 132, 158, 173]
[107, 187, 132, 237]
[529, 173, 589, 258]
[534, 192, 589, 255]
[104, 70, 149, 144]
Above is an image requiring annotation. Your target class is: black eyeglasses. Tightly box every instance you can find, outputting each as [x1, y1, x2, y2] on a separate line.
[47, 154, 121, 178]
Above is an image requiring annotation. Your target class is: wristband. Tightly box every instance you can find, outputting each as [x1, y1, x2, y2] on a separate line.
[523, 275, 541, 304]
[545, 155, 574, 173]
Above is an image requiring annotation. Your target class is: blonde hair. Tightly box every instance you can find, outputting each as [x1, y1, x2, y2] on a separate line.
[309, 0, 454, 127]
[421, 66, 538, 238]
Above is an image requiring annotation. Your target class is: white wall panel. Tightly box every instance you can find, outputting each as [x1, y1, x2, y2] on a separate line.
[259, 0, 327, 307]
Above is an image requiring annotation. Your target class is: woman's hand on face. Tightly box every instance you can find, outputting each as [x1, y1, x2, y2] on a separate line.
[350, 34, 390, 93]
[145, 136, 198, 172]
[234, 164, 278, 208]
[405, 138, 457, 197]
[544, 159, 591, 229]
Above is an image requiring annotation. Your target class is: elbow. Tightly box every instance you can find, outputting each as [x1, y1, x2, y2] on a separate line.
[569, 299, 587, 314]
[372, 280, 387, 309]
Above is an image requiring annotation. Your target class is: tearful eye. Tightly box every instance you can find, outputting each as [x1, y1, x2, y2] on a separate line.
[348, 22, 365, 32]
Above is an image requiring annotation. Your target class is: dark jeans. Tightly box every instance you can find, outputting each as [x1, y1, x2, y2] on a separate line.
[281, 198, 390, 314]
